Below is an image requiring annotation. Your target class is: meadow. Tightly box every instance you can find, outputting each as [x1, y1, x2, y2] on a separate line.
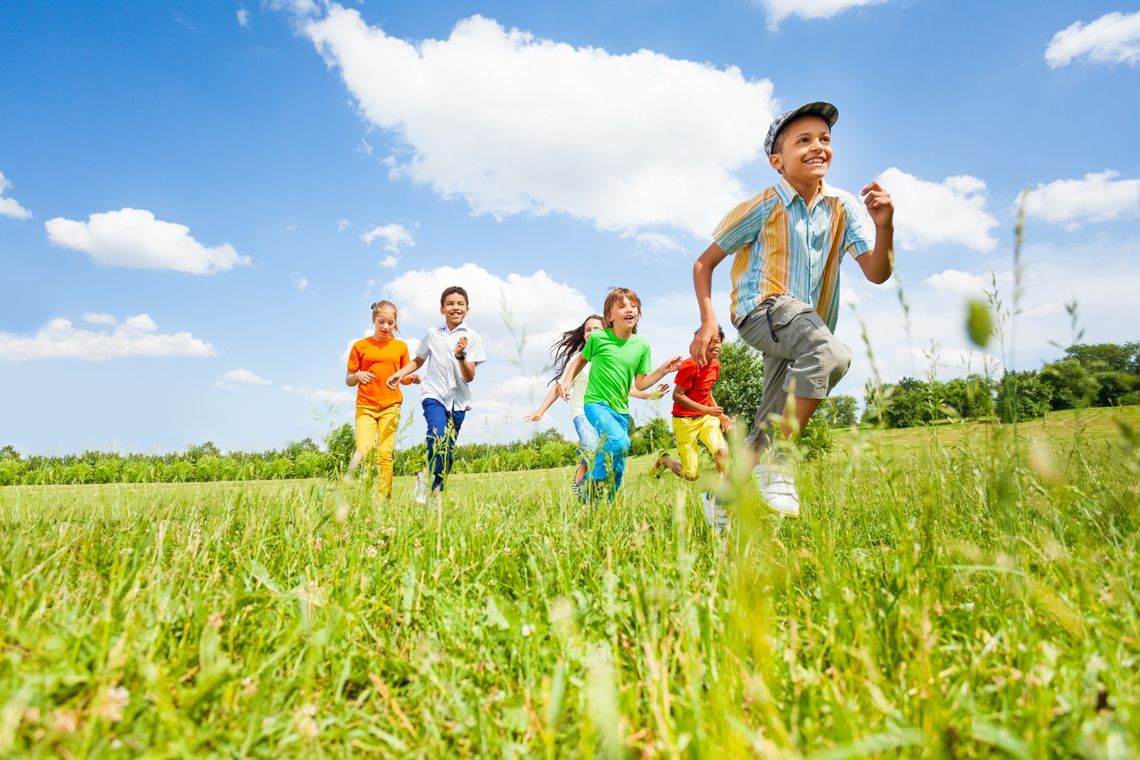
[1, 407, 1137, 758]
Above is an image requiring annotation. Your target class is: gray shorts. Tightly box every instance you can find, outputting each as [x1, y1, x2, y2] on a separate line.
[735, 295, 852, 450]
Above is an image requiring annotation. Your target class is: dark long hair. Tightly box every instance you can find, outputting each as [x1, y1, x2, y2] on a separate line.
[548, 314, 604, 384]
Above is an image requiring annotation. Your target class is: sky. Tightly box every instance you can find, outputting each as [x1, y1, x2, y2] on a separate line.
[1, 0, 1138, 455]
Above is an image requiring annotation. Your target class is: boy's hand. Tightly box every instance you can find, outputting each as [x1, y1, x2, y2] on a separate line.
[647, 383, 670, 401]
[400, 373, 421, 385]
[861, 181, 894, 229]
[719, 414, 734, 432]
[706, 403, 724, 415]
[356, 370, 375, 385]
[661, 356, 682, 374]
[690, 323, 720, 366]
[522, 411, 542, 422]
[384, 373, 400, 390]
[558, 383, 572, 402]
[454, 336, 469, 358]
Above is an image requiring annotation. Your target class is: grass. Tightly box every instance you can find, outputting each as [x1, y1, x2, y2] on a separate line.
[1, 407, 1138, 758]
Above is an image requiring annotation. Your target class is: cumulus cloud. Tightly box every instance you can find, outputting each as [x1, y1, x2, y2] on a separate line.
[378, 255, 398, 268]
[755, 0, 888, 30]
[299, 7, 776, 238]
[877, 167, 999, 252]
[282, 384, 354, 405]
[362, 222, 415, 254]
[291, 272, 309, 291]
[0, 314, 215, 361]
[337, 218, 350, 232]
[236, 7, 250, 27]
[44, 208, 250, 274]
[1045, 11, 1140, 67]
[214, 368, 271, 388]
[1022, 171, 1140, 228]
[0, 171, 32, 220]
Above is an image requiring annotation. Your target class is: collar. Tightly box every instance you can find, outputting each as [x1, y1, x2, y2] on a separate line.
[436, 322, 468, 334]
[775, 177, 839, 207]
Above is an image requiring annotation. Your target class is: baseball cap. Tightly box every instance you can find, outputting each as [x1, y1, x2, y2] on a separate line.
[764, 101, 839, 156]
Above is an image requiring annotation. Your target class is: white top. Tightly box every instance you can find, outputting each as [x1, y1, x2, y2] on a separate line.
[416, 323, 486, 411]
[568, 364, 590, 419]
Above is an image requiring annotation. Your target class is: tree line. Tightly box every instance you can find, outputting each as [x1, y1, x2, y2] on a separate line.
[1, 341, 1134, 485]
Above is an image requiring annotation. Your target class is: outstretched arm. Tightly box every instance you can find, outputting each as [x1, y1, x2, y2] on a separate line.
[386, 355, 426, 389]
[635, 356, 682, 391]
[558, 353, 586, 400]
[524, 384, 562, 422]
[857, 181, 894, 284]
[630, 382, 669, 400]
[691, 243, 729, 365]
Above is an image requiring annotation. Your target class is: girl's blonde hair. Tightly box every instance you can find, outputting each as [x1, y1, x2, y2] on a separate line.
[370, 300, 399, 332]
[602, 287, 642, 333]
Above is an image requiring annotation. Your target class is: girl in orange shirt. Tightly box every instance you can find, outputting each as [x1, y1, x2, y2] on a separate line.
[345, 300, 419, 497]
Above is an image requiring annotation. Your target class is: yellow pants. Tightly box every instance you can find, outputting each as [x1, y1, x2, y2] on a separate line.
[355, 404, 401, 496]
[671, 415, 728, 480]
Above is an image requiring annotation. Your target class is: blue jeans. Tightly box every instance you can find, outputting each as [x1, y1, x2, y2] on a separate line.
[572, 414, 599, 466]
[422, 398, 466, 492]
[583, 402, 631, 498]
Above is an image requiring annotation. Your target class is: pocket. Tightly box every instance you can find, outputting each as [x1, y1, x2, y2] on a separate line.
[768, 296, 815, 331]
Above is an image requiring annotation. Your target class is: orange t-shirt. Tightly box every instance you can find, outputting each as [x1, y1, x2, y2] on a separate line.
[347, 336, 410, 409]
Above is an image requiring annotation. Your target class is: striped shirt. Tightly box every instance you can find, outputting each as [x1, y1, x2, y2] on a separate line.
[712, 177, 874, 332]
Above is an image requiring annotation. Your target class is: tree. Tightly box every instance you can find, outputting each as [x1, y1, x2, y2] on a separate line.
[716, 338, 765, 430]
[882, 377, 932, 429]
[821, 395, 857, 427]
[1040, 359, 1100, 410]
[1063, 342, 1139, 374]
[0, 445, 19, 461]
[996, 370, 1052, 423]
[325, 424, 356, 474]
[629, 416, 675, 456]
[940, 375, 996, 419]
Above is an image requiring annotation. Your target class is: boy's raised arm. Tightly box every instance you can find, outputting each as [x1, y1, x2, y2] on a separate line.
[386, 355, 426, 389]
[691, 243, 728, 366]
[635, 356, 681, 391]
[857, 181, 895, 284]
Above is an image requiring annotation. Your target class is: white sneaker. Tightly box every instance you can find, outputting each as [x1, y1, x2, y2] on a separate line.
[755, 464, 800, 517]
[701, 491, 729, 531]
[413, 472, 428, 505]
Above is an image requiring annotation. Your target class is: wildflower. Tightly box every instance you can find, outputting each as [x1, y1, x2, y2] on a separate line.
[207, 612, 224, 629]
[365, 545, 379, 558]
[240, 677, 258, 697]
[521, 623, 535, 638]
[294, 703, 319, 739]
[97, 686, 130, 722]
[54, 710, 79, 733]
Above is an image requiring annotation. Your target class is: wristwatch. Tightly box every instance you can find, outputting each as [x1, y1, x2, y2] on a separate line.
[455, 350, 466, 361]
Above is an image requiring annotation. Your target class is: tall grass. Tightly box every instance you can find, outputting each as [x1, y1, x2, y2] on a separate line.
[1, 407, 1137, 757]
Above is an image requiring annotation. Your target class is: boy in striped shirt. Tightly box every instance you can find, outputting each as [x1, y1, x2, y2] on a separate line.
[689, 102, 895, 517]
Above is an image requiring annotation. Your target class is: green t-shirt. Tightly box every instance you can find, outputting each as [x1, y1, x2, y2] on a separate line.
[582, 329, 652, 414]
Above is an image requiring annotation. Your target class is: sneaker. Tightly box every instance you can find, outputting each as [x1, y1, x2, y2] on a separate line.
[701, 491, 729, 531]
[755, 464, 800, 517]
[571, 474, 583, 497]
[413, 472, 428, 505]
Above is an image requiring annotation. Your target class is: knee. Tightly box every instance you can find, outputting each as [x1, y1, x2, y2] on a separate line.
[602, 432, 630, 456]
[818, 335, 851, 386]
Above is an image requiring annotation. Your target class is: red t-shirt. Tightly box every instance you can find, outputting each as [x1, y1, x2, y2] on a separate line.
[671, 358, 720, 417]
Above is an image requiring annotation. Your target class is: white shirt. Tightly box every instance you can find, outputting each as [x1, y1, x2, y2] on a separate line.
[568, 364, 590, 419]
[416, 323, 486, 411]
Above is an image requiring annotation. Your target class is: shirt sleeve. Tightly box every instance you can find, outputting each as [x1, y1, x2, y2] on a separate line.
[464, 330, 487, 363]
[415, 331, 431, 360]
[635, 342, 652, 376]
[674, 361, 695, 391]
[712, 195, 775, 256]
[398, 341, 409, 370]
[839, 191, 875, 258]
[347, 342, 361, 372]
[582, 332, 599, 363]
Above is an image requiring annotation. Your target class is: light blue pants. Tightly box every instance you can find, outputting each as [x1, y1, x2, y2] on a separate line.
[572, 414, 599, 466]
[583, 401, 631, 497]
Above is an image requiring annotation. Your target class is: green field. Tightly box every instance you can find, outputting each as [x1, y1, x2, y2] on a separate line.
[2, 407, 1138, 758]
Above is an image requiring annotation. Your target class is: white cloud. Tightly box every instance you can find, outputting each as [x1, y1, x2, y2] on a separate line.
[0, 171, 32, 220]
[877, 167, 999, 252]
[300, 7, 776, 238]
[236, 7, 250, 27]
[755, 0, 887, 30]
[1022, 171, 1140, 228]
[214, 368, 271, 388]
[282, 384, 354, 405]
[1045, 11, 1140, 68]
[362, 222, 415, 253]
[291, 272, 309, 290]
[626, 231, 686, 254]
[0, 314, 215, 361]
[81, 312, 118, 326]
[44, 208, 250, 274]
[378, 255, 398, 268]
[337, 218, 350, 232]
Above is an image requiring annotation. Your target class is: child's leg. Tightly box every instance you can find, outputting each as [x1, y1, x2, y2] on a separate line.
[737, 296, 851, 456]
[437, 409, 466, 491]
[671, 417, 702, 480]
[697, 416, 730, 475]
[374, 404, 401, 497]
[584, 403, 631, 495]
[572, 415, 599, 485]
[423, 399, 449, 491]
[351, 406, 381, 476]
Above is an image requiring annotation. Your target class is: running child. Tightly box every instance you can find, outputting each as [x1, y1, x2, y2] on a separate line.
[387, 285, 485, 505]
[560, 288, 681, 501]
[524, 313, 669, 494]
[690, 101, 894, 517]
[345, 300, 420, 498]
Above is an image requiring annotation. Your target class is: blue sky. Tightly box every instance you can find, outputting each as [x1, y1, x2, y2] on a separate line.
[1, 0, 1138, 455]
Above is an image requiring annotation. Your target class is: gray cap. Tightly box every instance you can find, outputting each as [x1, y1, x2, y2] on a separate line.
[764, 101, 839, 156]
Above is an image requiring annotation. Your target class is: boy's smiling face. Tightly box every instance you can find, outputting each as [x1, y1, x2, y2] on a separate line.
[769, 114, 832, 188]
[608, 297, 640, 332]
[441, 293, 469, 328]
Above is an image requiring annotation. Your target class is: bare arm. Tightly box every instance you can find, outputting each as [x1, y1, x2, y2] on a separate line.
[672, 385, 722, 416]
[346, 369, 373, 387]
[524, 384, 562, 422]
[630, 382, 669, 400]
[857, 181, 894, 285]
[558, 353, 586, 400]
[386, 355, 426, 389]
[635, 356, 682, 391]
[691, 243, 729, 365]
